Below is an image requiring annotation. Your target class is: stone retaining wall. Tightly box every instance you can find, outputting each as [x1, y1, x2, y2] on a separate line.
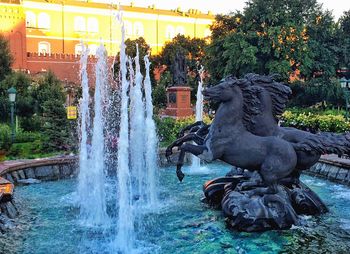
[306, 155, 350, 186]
[0, 156, 78, 184]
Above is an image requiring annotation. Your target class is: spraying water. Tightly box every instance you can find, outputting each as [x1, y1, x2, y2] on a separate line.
[76, 11, 159, 252]
[77, 43, 109, 226]
[77, 44, 91, 223]
[116, 20, 135, 252]
[144, 55, 159, 206]
[190, 66, 205, 173]
[130, 46, 146, 204]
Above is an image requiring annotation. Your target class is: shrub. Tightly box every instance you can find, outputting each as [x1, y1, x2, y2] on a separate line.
[0, 124, 11, 150]
[281, 111, 350, 133]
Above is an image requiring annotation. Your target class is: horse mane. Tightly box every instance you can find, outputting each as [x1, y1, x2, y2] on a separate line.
[227, 74, 291, 127]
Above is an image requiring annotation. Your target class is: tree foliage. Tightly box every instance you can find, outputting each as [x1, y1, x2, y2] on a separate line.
[338, 10, 350, 69]
[155, 35, 207, 73]
[32, 72, 70, 151]
[205, 0, 340, 82]
[0, 34, 13, 82]
[0, 72, 34, 122]
[113, 37, 155, 84]
[289, 78, 344, 108]
[155, 35, 207, 101]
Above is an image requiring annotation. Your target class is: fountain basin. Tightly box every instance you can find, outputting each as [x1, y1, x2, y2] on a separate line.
[1, 162, 350, 253]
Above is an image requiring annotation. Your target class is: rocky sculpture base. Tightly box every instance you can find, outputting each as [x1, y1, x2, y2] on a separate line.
[203, 168, 328, 232]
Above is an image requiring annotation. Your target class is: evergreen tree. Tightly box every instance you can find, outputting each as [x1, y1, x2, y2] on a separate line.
[0, 34, 13, 82]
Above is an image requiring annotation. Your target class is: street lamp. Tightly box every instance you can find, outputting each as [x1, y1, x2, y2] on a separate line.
[7, 87, 17, 143]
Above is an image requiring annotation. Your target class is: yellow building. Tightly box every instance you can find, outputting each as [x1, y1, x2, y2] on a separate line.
[16, 0, 214, 56]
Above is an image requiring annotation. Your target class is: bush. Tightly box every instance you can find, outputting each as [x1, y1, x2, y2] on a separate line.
[281, 111, 350, 133]
[0, 124, 11, 150]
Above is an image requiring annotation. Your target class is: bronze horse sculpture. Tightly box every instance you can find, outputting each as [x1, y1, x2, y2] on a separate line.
[241, 74, 350, 173]
[168, 76, 298, 188]
[166, 74, 350, 231]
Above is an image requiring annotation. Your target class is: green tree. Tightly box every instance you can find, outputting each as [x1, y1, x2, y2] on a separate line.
[156, 34, 207, 75]
[205, 0, 336, 81]
[155, 35, 207, 101]
[289, 78, 344, 108]
[301, 10, 338, 79]
[0, 72, 34, 124]
[0, 34, 13, 82]
[32, 72, 70, 151]
[42, 99, 70, 151]
[338, 10, 350, 69]
[113, 37, 156, 85]
[32, 71, 66, 114]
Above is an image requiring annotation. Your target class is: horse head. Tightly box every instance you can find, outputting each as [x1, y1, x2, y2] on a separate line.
[202, 76, 243, 103]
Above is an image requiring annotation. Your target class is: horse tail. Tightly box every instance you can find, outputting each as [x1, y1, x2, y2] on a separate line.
[292, 132, 350, 156]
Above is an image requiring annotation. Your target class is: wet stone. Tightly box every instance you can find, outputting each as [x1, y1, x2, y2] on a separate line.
[309, 164, 318, 173]
[24, 168, 35, 179]
[320, 164, 330, 176]
[335, 169, 348, 182]
[314, 163, 323, 174]
[35, 166, 54, 179]
[4, 201, 17, 219]
[60, 165, 72, 177]
[18, 170, 26, 179]
[53, 165, 60, 177]
[11, 171, 19, 182]
[4, 174, 14, 183]
[328, 166, 339, 180]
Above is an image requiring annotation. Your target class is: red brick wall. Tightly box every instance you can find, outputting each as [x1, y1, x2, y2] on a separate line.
[26, 52, 115, 86]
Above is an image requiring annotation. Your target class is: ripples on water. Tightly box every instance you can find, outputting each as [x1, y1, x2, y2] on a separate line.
[1, 163, 350, 254]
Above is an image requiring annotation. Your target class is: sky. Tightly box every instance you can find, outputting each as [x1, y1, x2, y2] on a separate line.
[113, 0, 350, 20]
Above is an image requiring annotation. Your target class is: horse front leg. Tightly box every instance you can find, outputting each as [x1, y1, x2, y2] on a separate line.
[176, 143, 207, 182]
[166, 133, 204, 162]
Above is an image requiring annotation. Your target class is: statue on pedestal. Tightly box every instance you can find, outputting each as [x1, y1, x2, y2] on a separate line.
[171, 51, 187, 86]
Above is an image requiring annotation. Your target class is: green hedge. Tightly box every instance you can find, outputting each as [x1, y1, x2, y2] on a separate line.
[155, 111, 350, 148]
[281, 111, 350, 133]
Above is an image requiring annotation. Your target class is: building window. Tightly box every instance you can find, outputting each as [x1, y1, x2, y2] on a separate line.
[88, 44, 98, 55]
[87, 17, 98, 33]
[134, 22, 144, 37]
[38, 41, 50, 55]
[176, 26, 185, 35]
[25, 11, 36, 28]
[166, 25, 175, 40]
[75, 43, 83, 55]
[74, 16, 86, 32]
[124, 20, 132, 36]
[38, 13, 50, 29]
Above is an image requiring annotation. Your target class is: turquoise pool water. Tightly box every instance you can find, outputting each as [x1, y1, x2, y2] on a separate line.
[2, 163, 350, 254]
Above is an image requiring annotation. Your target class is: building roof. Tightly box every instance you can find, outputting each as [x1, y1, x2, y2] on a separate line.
[21, 0, 215, 20]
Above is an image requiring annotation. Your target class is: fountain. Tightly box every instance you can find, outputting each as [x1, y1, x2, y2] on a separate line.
[77, 42, 110, 227]
[190, 66, 205, 173]
[115, 39, 159, 253]
[75, 12, 160, 251]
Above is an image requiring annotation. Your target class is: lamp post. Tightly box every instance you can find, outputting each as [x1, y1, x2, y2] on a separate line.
[7, 87, 17, 143]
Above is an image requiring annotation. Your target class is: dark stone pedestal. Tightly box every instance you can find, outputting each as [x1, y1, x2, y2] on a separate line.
[165, 86, 193, 118]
